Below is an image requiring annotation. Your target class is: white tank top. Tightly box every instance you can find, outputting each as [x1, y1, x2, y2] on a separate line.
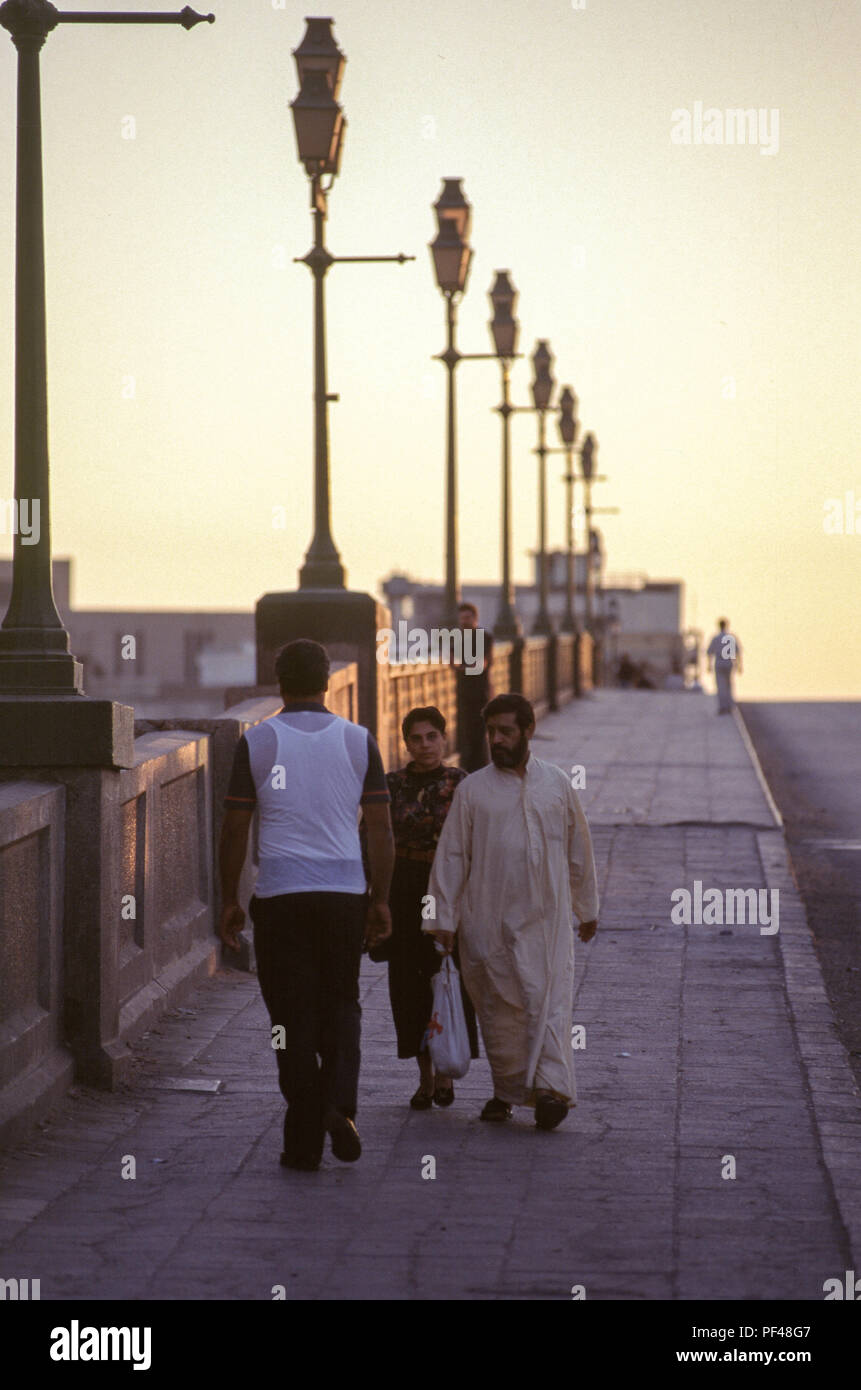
[246, 712, 368, 897]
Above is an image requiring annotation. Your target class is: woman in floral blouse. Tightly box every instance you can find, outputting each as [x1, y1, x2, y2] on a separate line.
[380, 705, 479, 1108]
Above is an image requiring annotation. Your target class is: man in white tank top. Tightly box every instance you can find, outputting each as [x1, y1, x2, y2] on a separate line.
[219, 640, 394, 1170]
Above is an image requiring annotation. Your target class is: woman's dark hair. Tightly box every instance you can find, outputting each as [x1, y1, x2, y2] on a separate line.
[482, 692, 535, 731]
[402, 705, 446, 742]
[274, 639, 330, 696]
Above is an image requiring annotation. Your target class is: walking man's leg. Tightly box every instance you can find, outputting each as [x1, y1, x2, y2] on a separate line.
[252, 893, 325, 1169]
[318, 893, 366, 1160]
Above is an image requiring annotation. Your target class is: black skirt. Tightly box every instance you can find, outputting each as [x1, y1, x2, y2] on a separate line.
[386, 857, 479, 1061]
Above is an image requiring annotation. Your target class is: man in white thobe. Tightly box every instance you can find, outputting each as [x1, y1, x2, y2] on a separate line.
[425, 693, 599, 1130]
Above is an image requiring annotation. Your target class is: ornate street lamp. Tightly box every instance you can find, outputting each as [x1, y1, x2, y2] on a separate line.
[290, 17, 413, 589]
[531, 339, 556, 635]
[0, 0, 213, 745]
[430, 178, 480, 624]
[580, 431, 600, 633]
[488, 270, 522, 639]
[557, 386, 579, 636]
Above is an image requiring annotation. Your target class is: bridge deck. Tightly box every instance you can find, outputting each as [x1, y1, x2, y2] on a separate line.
[1, 692, 858, 1299]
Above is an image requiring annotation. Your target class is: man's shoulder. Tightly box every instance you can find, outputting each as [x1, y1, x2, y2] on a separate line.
[530, 757, 578, 797]
[458, 764, 496, 795]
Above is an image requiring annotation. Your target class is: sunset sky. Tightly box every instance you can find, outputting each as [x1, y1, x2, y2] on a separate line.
[0, 0, 858, 699]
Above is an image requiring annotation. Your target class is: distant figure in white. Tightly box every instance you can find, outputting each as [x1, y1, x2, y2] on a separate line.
[706, 618, 743, 715]
[425, 693, 599, 1132]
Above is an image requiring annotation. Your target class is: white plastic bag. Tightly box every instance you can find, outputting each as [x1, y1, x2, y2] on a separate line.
[426, 955, 471, 1079]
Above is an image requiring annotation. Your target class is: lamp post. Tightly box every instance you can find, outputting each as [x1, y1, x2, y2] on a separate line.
[531, 340, 555, 635]
[0, 0, 213, 721]
[488, 270, 523, 640]
[573, 430, 617, 686]
[557, 386, 579, 635]
[290, 17, 414, 589]
[606, 594, 621, 676]
[580, 432, 597, 633]
[429, 178, 476, 625]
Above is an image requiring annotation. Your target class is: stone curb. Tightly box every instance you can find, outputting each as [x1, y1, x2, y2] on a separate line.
[735, 704, 861, 1269]
[732, 705, 783, 828]
[756, 834, 861, 1273]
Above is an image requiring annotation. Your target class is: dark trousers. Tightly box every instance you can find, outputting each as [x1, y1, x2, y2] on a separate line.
[250, 890, 366, 1164]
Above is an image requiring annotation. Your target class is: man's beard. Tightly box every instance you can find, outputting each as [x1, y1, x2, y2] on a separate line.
[490, 733, 529, 768]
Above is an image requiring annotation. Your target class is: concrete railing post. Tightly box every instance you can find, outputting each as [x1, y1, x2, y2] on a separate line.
[548, 632, 559, 711]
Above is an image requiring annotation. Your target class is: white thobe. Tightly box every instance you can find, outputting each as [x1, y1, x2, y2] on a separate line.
[425, 755, 599, 1107]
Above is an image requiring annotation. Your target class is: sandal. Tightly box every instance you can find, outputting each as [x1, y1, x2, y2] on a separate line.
[480, 1096, 512, 1122]
[534, 1093, 569, 1131]
[433, 1082, 454, 1107]
[410, 1086, 434, 1110]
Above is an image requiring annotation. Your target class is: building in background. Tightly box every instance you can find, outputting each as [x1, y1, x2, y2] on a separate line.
[0, 558, 255, 718]
[0, 547, 701, 715]
[381, 538, 701, 687]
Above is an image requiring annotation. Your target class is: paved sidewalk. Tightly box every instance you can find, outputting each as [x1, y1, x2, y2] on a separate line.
[1, 692, 859, 1300]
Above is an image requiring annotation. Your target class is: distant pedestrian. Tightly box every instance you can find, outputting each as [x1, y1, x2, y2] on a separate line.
[218, 639, 394, 1171]
[426, 693, 599, 1131]
[663, 660, 686, 691]
[456, 601, 494, 772]
[365, 705, 479, 1109]
[706, 618, 743, 714]
[617, 653, 637, 688]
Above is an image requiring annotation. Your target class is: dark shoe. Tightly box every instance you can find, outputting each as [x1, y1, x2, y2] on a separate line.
[410, 1087, 434, 1110]
[480, 1097, 512, 1123]
[433, 1083, 455, 1107]
[329, 1113, 362, 1162]
[280, 1152, 320, 1171]
[282, 1111, 324, 1169]
[534, 1094, 569, 1131]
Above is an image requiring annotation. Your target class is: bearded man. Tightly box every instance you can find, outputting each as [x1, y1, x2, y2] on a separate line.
[425, 693, 598, 1130]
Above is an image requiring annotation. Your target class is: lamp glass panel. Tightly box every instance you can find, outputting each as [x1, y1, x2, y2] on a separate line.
[292, 104, 339, 163]
[431, 239, 469, 293]
[491, 317, 517, 357]
[532, 377, 553, 410]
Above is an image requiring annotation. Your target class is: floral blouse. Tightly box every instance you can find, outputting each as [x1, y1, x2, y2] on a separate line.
[387, 763, 467, 855]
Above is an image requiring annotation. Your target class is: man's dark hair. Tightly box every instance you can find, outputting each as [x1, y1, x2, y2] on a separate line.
[274, 639, 330, 696]
[458, 601, 479, 619]
[718, 617, 728, 630]
[402, 705, 446, 742]
[482, 692, 535, 731]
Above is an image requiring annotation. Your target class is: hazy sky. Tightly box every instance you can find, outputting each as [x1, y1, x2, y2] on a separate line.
[0, 0, 858, 698]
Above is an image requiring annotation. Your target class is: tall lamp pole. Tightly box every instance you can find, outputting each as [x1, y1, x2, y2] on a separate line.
[429, 180, 499, 625]
[0, 0, 214, 697]
[531, 340, 555, 635]
[488, 271, 522, 640]
[557, 386, 579, 635]
[579, 433, 618, 633]
[290, 18, 414, 589]
[429, 179, 472, 625]
[580, 433, 597, 633]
